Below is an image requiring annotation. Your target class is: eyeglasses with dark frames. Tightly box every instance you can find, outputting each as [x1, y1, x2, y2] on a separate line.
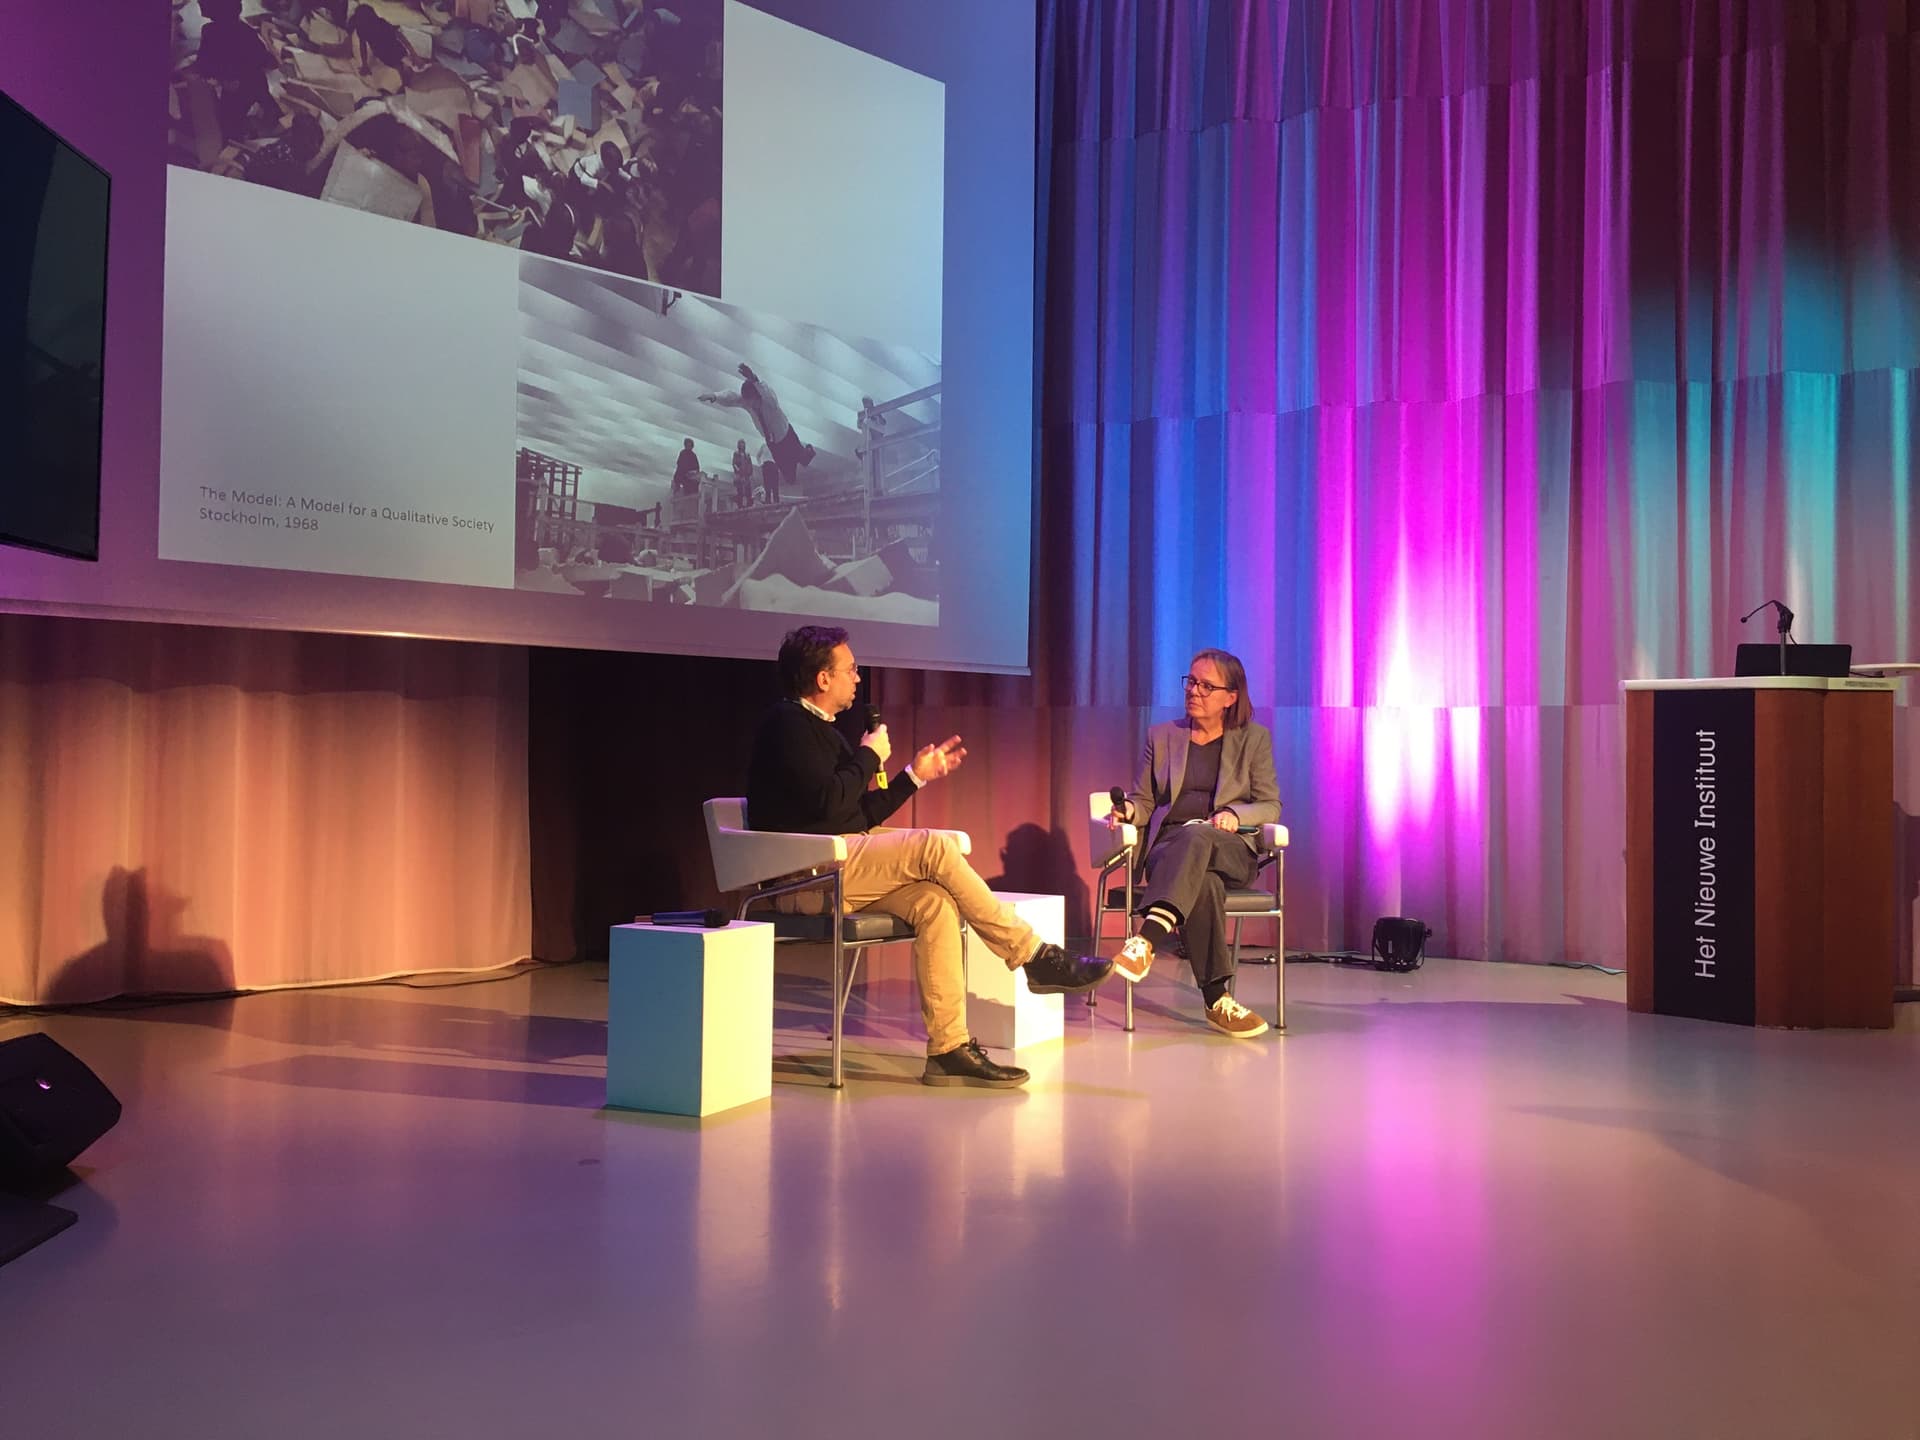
[1180, 674, 1230, 697]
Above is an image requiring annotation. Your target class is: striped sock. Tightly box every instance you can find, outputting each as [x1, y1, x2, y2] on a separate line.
[1138, 904, 1180, 951]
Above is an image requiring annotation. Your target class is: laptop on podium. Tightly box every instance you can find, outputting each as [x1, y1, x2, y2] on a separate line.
[1733, 643, 1852, 678]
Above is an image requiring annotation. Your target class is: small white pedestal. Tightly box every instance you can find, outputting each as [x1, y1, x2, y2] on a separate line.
[607, 921, 773, 1118]
[971, 891, 1066, 1051]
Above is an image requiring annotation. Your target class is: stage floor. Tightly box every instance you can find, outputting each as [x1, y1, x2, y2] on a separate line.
[4, 957, 1918, 1439]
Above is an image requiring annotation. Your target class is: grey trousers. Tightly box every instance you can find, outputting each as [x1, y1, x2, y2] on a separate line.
[1139, 824, 1259, 989]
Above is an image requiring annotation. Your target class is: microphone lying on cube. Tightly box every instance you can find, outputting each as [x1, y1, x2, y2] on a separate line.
[1370, 917, 1432, 973]
[646, 910, 729, 928]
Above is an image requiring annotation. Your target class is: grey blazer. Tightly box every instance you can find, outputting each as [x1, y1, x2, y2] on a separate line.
[1123, 718, 1281, 856]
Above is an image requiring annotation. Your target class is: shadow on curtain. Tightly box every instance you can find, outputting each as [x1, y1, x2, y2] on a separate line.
[0, 615, 531, 1004]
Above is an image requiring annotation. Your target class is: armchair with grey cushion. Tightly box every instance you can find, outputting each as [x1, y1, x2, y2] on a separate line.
[1085, 789, 1288, 1033]
[702, 798, 971, 1088]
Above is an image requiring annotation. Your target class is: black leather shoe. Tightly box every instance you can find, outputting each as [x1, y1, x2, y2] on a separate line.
[922, 1039, 1029, 1088]
[1023, 943, 1115, 994]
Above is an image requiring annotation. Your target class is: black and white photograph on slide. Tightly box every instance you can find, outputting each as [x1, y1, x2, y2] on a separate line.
[515, 256, 942, 624]
[167, 0, 722, 293]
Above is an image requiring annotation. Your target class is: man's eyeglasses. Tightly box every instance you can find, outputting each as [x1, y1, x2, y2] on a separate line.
[1181, 674, 1229, 697]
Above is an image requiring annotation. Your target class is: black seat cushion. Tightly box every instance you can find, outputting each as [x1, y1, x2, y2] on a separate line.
[1104, 887, 1277, 914]
[769, 911, 920, 943]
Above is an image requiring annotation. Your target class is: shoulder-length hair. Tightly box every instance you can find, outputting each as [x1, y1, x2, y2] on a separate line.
[1192, 647, 1252, 729]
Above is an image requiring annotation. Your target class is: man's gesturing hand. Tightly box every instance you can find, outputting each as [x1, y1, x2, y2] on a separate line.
[910, 735, 967, 784]
[861, 723, 891, 765]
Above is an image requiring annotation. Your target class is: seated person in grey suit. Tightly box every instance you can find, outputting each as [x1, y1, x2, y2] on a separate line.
[1108, 648, 1280, 1037]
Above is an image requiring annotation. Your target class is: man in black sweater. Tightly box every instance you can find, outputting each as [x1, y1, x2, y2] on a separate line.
[747, 626, 1113, 1087]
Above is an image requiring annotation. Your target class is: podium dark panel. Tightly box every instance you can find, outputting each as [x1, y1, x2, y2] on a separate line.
[1649, 688, 1755, 1023]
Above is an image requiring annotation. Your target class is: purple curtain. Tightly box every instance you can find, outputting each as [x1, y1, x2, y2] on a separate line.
[892, 0, 1920, 971]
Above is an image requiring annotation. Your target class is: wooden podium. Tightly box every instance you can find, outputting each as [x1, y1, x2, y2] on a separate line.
[1625, 677, 1897, 1029]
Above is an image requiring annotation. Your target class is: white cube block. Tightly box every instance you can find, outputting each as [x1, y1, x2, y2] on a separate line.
[971, 891, 1066, 1051]
[607, 921, 773, 1118]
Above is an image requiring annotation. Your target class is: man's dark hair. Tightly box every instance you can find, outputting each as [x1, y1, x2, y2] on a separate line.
[1192, 647, 1252, 729]
[778, 625, 849, 698]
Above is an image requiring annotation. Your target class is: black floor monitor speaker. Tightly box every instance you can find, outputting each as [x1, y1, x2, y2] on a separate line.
[0, 1033, 122, 1191]
[1371, 917, 1432, 973]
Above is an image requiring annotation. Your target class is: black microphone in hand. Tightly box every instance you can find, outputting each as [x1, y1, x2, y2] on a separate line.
[868, 705, 888, 790]
[649, 909, 728, 928]
[1110, 785, 1128, 821]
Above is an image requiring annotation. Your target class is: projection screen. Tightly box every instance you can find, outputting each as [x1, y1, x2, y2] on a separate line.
[0, 0, 1036, 674]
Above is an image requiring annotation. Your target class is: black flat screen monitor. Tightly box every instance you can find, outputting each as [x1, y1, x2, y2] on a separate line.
[0, 88, 109, 562]
[1733, 643, 1852, 678]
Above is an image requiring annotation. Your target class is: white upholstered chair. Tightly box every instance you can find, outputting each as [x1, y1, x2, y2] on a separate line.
[702, 798, 970, 1088]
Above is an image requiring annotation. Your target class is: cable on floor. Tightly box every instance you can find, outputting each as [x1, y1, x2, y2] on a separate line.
[0, 954, 585, 1019]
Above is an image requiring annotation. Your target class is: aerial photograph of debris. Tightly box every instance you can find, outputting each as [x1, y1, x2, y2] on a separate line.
[514, 258, 944, 625]
[169, 0, 722, 293]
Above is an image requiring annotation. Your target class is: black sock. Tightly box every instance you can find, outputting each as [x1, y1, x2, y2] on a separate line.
[1200, 978, 1231, 1008]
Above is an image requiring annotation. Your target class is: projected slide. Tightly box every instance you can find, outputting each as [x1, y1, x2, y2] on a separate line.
[516, 258, 941, 624]
[96, 0, 1035, 671]
[167, 0, 723, 293]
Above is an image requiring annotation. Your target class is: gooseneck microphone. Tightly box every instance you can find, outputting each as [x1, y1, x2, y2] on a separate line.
[649, 909, 728, 928]
[1739, 598, 1796, 634]
[1740, 598, 1796, 675]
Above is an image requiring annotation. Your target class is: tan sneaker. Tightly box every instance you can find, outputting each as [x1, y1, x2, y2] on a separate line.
[1113, 935, 1154, 984]
[1206, 993, 1269, 1037]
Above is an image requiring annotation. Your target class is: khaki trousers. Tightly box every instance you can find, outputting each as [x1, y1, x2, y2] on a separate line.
[840, 828, 1039, 1055]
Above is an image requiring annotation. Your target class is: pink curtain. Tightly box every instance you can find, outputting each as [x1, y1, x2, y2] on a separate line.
[0, 615, 530, 1004]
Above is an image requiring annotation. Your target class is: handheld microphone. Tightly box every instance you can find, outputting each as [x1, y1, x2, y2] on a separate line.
[1110, 785, 1127, 820]
[648, 909, 728, 928]
[869, 705, 888, 789]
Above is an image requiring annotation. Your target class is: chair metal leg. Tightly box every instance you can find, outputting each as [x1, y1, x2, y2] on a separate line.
[830, 871, 846, 1089]
[839, 950, 866, 1010]
[1088, 847, 1140, 1028]
[1087, 894, 1105, 1009]
[1274, 908, 1285, 1032]
[1228, 916, 1243, 997]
